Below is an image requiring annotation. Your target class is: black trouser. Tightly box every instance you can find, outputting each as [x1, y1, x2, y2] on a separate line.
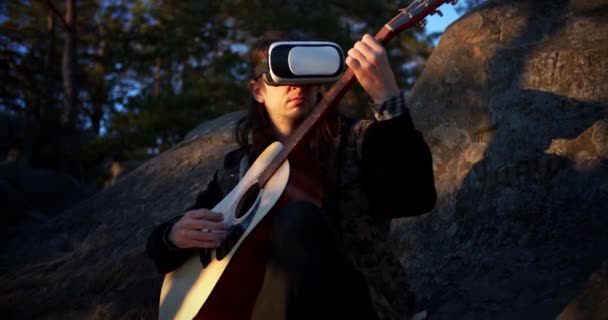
[269, 200, 378, 320]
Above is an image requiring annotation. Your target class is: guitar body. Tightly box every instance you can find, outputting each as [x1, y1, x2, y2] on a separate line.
[159, 142, 290, 320]
[157, 1, 452, 318]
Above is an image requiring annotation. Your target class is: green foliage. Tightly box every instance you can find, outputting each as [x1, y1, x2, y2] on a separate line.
[1, 0, 441, 187]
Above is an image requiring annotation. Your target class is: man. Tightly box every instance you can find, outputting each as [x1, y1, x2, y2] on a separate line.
[147, 31, 436, 320]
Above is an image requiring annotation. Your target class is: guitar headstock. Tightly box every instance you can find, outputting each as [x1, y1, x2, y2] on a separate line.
[385, 0, 457, 34]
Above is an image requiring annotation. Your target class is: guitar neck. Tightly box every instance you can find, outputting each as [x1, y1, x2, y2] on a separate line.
[257, 0, 450, 187]
[257, 28, 395, 187]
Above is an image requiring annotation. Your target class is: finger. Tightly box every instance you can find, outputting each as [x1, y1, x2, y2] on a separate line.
[346, 48, 369, 70]
[345, 55, 359, 70]
[186, 209, 224, 220]
[186, 229, 227, 242]
[182, 219, 228, 232]
[361, 34, 384, 54]
[204, 220, 228, 231]
[354, 40, 380, 63]
[354, 39, 373, 56]
[186, 209, 224, 221]
[189, 239, 223, 249]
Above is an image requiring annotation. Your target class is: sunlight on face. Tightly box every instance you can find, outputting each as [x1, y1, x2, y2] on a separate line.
[250, 79, 319, 137]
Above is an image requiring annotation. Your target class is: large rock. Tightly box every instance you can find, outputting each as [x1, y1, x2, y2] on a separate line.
[397, 0, 608, 319]
[1, 0, 607, 319]
[0, 165, 89, 222]
[557, 260, 608, 320]
[0, 122, 240, 319]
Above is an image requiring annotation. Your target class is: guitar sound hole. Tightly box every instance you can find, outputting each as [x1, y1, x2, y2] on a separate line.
[214, 183, 261, 262]
[235, 183, 260, 219]
[215, 184, 260, 260]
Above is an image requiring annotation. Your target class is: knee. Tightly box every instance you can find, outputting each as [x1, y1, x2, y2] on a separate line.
[273, 200, 327, 231]
[270, 201, 339, 266]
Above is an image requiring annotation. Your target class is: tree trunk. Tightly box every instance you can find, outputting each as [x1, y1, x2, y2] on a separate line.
[60, 0, 78, 130]
[91, 24, 106, 136]
[154, 57, 162, 96]
[42, 12, 55, 123]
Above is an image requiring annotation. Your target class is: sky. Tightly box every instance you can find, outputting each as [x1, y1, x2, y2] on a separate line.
[424, 2, 462, 37]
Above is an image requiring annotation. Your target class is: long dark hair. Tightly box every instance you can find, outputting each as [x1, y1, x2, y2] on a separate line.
[236, 31, 342, 163]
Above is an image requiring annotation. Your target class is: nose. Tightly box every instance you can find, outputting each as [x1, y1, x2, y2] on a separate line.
[288, 84, 314, 92]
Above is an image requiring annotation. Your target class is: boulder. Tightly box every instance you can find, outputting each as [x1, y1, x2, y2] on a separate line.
[397, 0, 608, 318]
[1, 0, 607, 319]
[0, 164, 90, 223]
[0, 122, 239, 319]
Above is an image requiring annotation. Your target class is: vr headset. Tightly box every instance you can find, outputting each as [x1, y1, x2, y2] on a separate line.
[255, 41, 345, 86]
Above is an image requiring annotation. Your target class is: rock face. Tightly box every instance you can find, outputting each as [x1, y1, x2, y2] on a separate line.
[1, 0, 607, 319]
[397, 0, 608, 319]
[0, 113, 241, 319]
[0, 165, 90, 223]
[557, 261, 608, 320]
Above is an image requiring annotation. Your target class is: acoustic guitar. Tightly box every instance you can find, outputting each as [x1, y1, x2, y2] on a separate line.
[159, 1, 454, 319]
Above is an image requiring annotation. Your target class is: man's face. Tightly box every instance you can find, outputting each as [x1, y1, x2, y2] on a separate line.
[251, 80, 319, 129]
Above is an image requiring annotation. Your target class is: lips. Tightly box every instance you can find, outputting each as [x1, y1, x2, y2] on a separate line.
[288, 96, 305, 104]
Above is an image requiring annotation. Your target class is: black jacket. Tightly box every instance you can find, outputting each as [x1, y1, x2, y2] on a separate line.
[147, 110, 436, 319]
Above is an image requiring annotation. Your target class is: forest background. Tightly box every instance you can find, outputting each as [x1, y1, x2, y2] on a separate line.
[0, 0, 478, 192]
